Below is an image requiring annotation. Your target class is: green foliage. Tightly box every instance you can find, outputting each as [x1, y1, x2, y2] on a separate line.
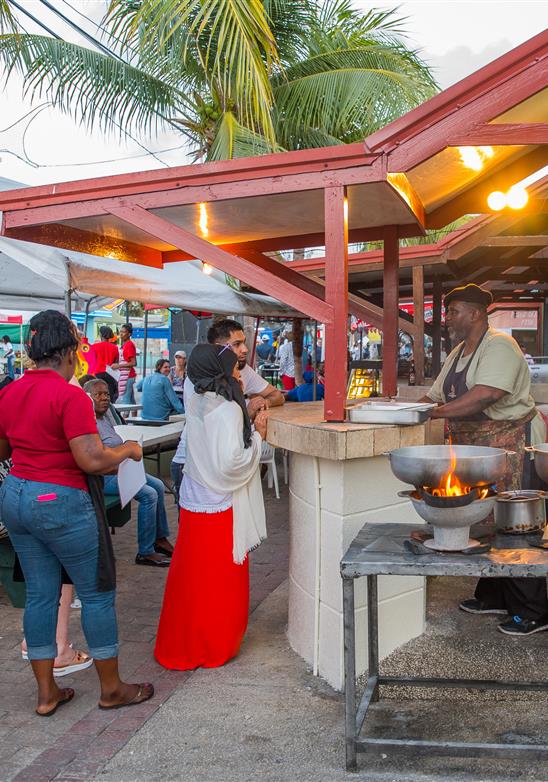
[0, 0, 438, 159]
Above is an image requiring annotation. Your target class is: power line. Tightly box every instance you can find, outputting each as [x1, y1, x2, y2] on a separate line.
[37, 0, 124, 61]
[9, 0, 60, 38]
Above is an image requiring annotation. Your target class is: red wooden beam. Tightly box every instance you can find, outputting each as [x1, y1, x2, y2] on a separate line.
[363, 31, 548, 156]
[412, 266, 425, 385]
[0, 161, 386, 229]
[387, 66, 548, 172]
[0, 142, 373, 211]
[106, 203, 333, 324]
[285, 244, 443, 273]
[448, 123, 548, 146]
[324, 186, 349, 421]
[161, 221, 424, 261]
[382, 226, 399, 397]
[229, 246, 419, 337]
[3, 223, 164, 268]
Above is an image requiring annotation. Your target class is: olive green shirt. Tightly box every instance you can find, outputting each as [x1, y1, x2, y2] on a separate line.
[427, 327, 545, 444]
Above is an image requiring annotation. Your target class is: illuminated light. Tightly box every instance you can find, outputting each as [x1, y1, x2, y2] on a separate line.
[202, 262, 213, 275]
[487, 190, 506, 211]
[198, 202, 209, 237]
[506, 186, 528, 210]
[458, 145, 494, 171]
[343, 198, 349, 224]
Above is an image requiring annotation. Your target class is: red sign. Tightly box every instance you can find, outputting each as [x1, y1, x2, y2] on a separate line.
[0, 314, 23, 324]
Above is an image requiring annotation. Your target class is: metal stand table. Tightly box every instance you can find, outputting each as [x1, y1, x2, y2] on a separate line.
[341, 522, 548, 771]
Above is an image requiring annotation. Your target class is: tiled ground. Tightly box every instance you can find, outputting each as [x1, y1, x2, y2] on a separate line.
[0, 477, 289, 782]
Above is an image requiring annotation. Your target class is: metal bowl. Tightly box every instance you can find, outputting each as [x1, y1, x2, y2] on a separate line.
[386, 445, 509, 489]
[525, 444, 548, 483]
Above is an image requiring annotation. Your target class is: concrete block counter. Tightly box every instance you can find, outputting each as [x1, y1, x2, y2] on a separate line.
[266, 402, 444, 690]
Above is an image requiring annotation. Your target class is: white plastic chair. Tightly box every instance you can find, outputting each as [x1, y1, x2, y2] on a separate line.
[260, 443, 280, 499]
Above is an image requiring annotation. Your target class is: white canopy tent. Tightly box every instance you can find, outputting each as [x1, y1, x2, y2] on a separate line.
[0, 235, 301, 318]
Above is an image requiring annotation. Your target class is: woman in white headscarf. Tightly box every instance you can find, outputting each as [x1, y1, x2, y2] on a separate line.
[154, 343, 268, 670]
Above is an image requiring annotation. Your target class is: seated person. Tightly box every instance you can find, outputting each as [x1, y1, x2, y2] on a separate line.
[85, 379, 173, 567]
[286, 370, 324, 402]
[142, 359, 184, 421]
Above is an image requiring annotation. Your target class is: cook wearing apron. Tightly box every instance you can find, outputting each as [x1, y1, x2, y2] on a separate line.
[423, 284, 548, 637]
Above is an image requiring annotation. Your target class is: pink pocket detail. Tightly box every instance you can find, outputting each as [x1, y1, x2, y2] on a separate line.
[37, 493, 58, 502]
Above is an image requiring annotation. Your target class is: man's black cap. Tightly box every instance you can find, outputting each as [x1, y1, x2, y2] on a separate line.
[444, 283, 493, 308]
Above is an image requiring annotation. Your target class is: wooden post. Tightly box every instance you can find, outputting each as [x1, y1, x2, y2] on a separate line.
[412, 266, 425, 385]
[324, 186, 348, 422]
[431, 276, 443, 378]
[382, 226, 399, 397]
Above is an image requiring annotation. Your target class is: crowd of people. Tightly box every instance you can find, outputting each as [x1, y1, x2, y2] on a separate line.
[0, 311, 287, 716]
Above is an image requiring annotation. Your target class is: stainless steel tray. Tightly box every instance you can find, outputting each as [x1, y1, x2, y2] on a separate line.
[348, 401, 435, 425]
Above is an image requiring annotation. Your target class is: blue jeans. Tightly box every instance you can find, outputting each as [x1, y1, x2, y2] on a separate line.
[104, 473, 169, 556]
[118, 376, 136, 404]
[6, 355, 15, 379]
[0, 475, 118, 660]
[170, 460, 184, 499]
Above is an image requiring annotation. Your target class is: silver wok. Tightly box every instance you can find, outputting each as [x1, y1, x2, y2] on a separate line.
[386, 445, 510, 488]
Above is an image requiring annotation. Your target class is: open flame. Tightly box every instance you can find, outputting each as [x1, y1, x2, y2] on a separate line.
[425, 443, 489, 499]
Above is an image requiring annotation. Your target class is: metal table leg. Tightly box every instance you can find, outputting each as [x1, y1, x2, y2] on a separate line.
[367, 575, 379, 703]
[343, 577, 357, 772]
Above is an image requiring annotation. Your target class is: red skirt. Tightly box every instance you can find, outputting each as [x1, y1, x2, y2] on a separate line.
[154, 507, 249, 670]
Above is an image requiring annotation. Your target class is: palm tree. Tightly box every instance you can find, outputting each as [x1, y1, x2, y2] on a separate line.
[0, 0, 437, 161]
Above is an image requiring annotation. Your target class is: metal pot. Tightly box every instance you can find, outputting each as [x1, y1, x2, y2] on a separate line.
[494, 490, 547, 534]
[386, 445, 511, 489]
[525, 444, 548, 483]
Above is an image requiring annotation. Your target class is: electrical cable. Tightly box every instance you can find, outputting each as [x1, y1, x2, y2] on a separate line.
[9, 0, 60, 38]
[37, 0, 125, 61]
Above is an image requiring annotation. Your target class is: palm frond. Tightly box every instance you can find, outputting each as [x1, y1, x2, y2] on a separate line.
[207, 110, 282, 160]
[107, 0, 279, 145]
[0, 0, 17, 34]
[273, 44, 437, 147]
[0, 33, 188, 136]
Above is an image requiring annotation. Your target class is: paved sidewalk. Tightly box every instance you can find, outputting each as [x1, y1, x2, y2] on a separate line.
[96, 577, 548, 782]
[0, 479, 288, 782]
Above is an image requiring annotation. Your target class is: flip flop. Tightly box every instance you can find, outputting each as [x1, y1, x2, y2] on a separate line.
[36, 687, 75, 717]
[53, 649, 94, 677]
[98, 682, 154, 711]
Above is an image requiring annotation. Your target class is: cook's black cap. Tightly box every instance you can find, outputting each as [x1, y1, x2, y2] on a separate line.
[444, 283, 493, 308]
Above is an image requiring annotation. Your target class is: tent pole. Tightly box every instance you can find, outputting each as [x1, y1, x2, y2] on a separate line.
[250, 316, 260, 367]
[142, 307, 149, 377]
[19, 321, 23, 376]
[64, 289, 72, 318]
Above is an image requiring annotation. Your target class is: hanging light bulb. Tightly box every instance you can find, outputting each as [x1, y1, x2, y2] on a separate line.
[202, 262, 213, 275]
[506, 186, 528, 210]
[487, 191, 506, 211]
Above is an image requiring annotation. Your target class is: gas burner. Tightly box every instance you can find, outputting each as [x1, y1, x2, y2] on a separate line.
[398, 489, 497, 551]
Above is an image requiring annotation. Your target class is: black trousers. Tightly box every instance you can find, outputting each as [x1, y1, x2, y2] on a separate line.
[473, 450, 548, 621]
[475, 577, 548, 620]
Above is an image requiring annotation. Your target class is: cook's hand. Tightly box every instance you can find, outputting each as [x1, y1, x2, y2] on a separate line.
[247, 396, 267, 420]
[254, 410, 269, 439]
[125, 441, 143, 461]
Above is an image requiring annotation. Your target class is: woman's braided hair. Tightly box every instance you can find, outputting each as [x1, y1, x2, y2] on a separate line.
[26, 310, 79, 367]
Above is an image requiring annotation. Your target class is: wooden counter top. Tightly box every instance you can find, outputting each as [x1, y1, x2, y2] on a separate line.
[266, 402, 443, 461]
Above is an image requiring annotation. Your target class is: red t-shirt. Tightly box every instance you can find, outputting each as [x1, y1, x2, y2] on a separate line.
[0, 370, 98, 491]
[122, 340, 137, 378]
[90, 341, 119, 374]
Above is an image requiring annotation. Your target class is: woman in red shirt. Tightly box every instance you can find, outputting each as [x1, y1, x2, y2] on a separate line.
[0, 311, 153, 717]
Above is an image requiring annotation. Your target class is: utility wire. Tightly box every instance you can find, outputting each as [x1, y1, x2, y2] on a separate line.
[37, 0, 125, 61]
[9, 0, 59, 38]
[40, 0, 197, 141]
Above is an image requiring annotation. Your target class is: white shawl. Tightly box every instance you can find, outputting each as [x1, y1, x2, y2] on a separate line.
[184, 391, 266, 564]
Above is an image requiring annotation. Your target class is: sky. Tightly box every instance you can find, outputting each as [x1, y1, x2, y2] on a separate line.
[0, 0, 546, 188]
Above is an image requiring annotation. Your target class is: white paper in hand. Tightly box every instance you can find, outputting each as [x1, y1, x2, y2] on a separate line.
[105, 365, 121, 382]
[117, 455, 146, 508]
